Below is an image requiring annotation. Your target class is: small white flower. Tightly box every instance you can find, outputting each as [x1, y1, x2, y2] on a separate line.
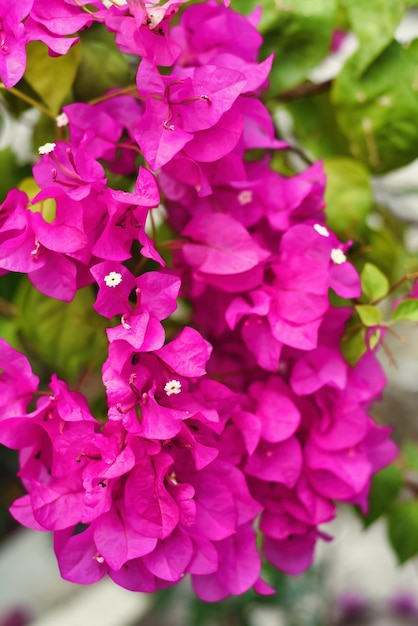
[168, 471, 178, 485]
[104, 271, 123, 287]
[92, 553, 105, 564]
[121, 314, 131, 330]
[313, 223, 329, 237]
[238, 190, 253, 205]
[56, 112, 69, 128]
[164, 379, 182, 396]
[331, 248, 347, 264]
[38, 142, 56, 155]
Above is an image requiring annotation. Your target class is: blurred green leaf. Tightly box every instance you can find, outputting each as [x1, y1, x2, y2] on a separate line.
[359, 464, 402, 527]
[261, 0, 336, 94]
[365, 221, 404, 281]
[403, 441, 418, 472]
[230, 0, 282, 31]
[355, 303, 383, 326]
[340, 0, 407, 74]
[73, 24, 132, 101]
[388, 500, 418, 563]
[32, 113, 57, 157]
[332, 40, 418, 173]
[391, 298, 418, 321]
[341, 323, 367, 365]
[361, 262, 390, 301]
[324, 157, 373, 237]
[284, 91, 351, 159]
[14, 280, 108, 385]
[0, 147, 31, 203]
[24, 41, 81, 115]
[18, 177, 56, 222]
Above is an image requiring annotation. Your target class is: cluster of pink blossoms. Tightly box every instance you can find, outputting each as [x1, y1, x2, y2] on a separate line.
[0, 0, 396, 602]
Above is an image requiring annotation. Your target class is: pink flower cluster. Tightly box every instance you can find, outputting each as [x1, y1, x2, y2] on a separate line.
[0, 0, 396, 602]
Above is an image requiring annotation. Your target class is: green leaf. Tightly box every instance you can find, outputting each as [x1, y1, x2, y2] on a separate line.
[388, 501, 418, 563]
[368, 328, 382, 350]
[332, 41, 418, 173]
[355, 304, 383, 326]
[324, 157, 373, 237]
[340, 0, 407, 75]
[0, 147, 31, 203]
[230, 0, 286, 31]
[73, 24, 132, 102]
[391, 298, 418, 322]
[284, 91, 351, 160]
[403, 441, 418, 472]
[14, 280, 108, 385]
[24, 41, 81, 115]
[365, 221, 404, 281]
[260, 0, 336, 94]
[341, 324, 367, 365]
[18, 177, 56, 223]
[359, 464, 402, 527]
[360, 262, 390, 302]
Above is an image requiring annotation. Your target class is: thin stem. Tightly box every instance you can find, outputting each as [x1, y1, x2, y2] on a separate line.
[0, 297, 17, 318]
[380, 338, 397, 368]
[75, 345, 107, 393]
[133, 255, 148, 275]
[277, 79, 333, 102]
[73, 0, 104, 19]
[88, 85, 139, 105]
[385, 325, 406, 343]
[118, 141, 143, 155]
[371, 271, 418, 305]
[0, 84, 55, 120]
[286, 143, 315, 166]
[156, 239, 184, 250]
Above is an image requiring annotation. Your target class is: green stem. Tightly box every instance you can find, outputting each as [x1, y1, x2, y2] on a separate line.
[371, 271, 418, 305]
[88, 85, 139, 105]
[0, 297, 17, 318]
[277, 79, 333, 102]
[0, 84, 55, 120]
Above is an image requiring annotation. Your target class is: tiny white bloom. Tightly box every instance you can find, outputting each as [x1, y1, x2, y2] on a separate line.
[92, 553, 105, 564]
[121, 314, 131, 330]
[104, 271, 123, 287]
[56, 112, 69, 128]
[331, 248, 347, 264]
[164, 379, 182, 396]
[238, 190, 253, 205]
[313, 223, 329, 237]
[168, 471, 178, 485]
[38, 142, 56, 155]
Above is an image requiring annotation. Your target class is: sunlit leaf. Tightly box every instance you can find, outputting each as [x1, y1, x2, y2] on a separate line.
[25, 41, 81, 115]
[388, 501, 418, 563]
[361, 262, 390, 302]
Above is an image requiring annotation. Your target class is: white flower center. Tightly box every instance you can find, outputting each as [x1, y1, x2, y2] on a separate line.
[331, 248, 347, 264]
[164, 379, 182, 396]
[56, 112, 69, 128]
[238, 190, 253, 205]
[38, 142, 56, 155]
[104, 271, 122, 287]
[121, 314, 131, 330]
[313, 223, 330, 237]
[92, 553, 105, 564]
